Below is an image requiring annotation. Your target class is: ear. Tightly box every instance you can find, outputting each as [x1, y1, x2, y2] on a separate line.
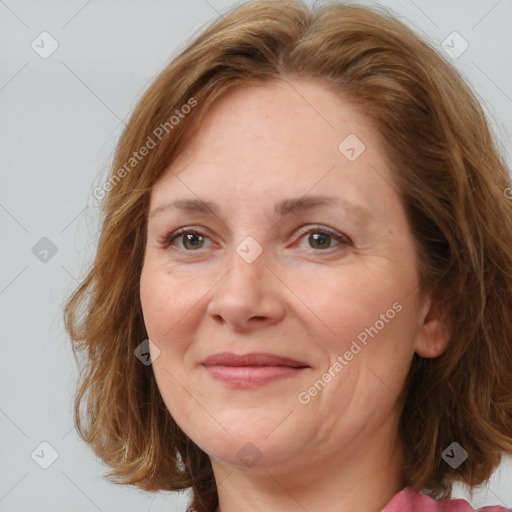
[414, 295, 451, 358]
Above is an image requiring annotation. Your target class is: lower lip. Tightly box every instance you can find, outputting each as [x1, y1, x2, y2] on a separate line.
[203, 365, 308, 387]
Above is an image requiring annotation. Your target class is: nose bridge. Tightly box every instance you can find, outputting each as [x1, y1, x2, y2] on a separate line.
[220, 237, 267, 300]
[207, 236, 284, 328]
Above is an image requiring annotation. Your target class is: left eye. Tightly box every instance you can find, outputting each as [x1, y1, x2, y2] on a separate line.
[161, 226, 351, 252]
[296, 227, 351, 250]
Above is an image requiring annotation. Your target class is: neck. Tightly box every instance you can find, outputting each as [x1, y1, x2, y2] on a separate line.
[210, 421, 405, 512]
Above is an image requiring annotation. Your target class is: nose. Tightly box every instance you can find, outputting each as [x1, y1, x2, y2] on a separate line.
[206, 246, 286, 331]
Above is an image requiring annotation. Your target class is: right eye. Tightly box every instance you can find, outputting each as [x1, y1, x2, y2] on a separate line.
[162, 228, 213, 251]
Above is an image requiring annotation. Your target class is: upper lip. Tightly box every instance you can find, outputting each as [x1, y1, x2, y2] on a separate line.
[201, 352, 310, 368]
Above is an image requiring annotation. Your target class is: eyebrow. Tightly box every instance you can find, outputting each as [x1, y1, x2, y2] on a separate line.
[149, 195, 371, 224]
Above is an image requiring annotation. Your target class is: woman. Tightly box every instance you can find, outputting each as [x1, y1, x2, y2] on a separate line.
[64, 1, 512, 511]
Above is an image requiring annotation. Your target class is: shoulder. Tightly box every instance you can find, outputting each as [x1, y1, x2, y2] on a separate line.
[382, 487, 511, 512]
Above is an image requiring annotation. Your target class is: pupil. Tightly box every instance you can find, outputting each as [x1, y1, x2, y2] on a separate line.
[184, 233, 203, 249]
[310, 232, 330, 249]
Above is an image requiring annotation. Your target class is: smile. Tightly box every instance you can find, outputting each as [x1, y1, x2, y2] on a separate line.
[201, 352, 310, 387]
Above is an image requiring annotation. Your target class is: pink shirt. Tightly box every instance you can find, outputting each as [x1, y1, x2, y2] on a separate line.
[382, 487, 511, 511]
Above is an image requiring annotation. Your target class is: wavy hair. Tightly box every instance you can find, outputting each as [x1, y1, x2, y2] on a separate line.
[63, 1, 512, 511]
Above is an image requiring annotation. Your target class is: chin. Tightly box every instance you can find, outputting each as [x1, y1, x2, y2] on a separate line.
[197, 420, 309, 471]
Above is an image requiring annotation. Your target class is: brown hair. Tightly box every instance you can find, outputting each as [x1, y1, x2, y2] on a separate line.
[63, 1, 512, 511]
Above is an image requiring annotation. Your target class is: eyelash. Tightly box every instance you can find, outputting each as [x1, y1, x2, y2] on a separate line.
[160, 225, 353, 253]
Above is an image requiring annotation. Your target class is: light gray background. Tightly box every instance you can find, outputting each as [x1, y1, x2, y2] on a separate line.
[1, 1, 511, 511]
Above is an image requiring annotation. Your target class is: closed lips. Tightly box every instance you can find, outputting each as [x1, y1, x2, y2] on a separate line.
[201, 352, 310, 368]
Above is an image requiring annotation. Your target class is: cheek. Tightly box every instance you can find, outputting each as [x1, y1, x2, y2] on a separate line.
[286, 262, 406, 344]
[139, 262, 219, 409]
[139, 272, 168, 341]
[288, 262, 418, 392]
[140, 267, 204, 425]
[140, 264, 201, 345]
[324, 296, 417, 405]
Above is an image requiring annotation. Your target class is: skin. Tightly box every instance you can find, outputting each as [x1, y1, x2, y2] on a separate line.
[139, 78, 450, 512]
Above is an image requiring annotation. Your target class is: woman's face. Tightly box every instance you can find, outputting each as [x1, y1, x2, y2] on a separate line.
[140, 79, 447, 476]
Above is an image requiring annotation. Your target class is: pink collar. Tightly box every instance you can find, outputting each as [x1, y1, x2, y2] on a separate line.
[381, 486, 510, 512]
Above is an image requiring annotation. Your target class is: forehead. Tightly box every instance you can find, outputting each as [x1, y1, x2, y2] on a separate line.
[168, 79, 375, 170]
[150, 79, 395, 221]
